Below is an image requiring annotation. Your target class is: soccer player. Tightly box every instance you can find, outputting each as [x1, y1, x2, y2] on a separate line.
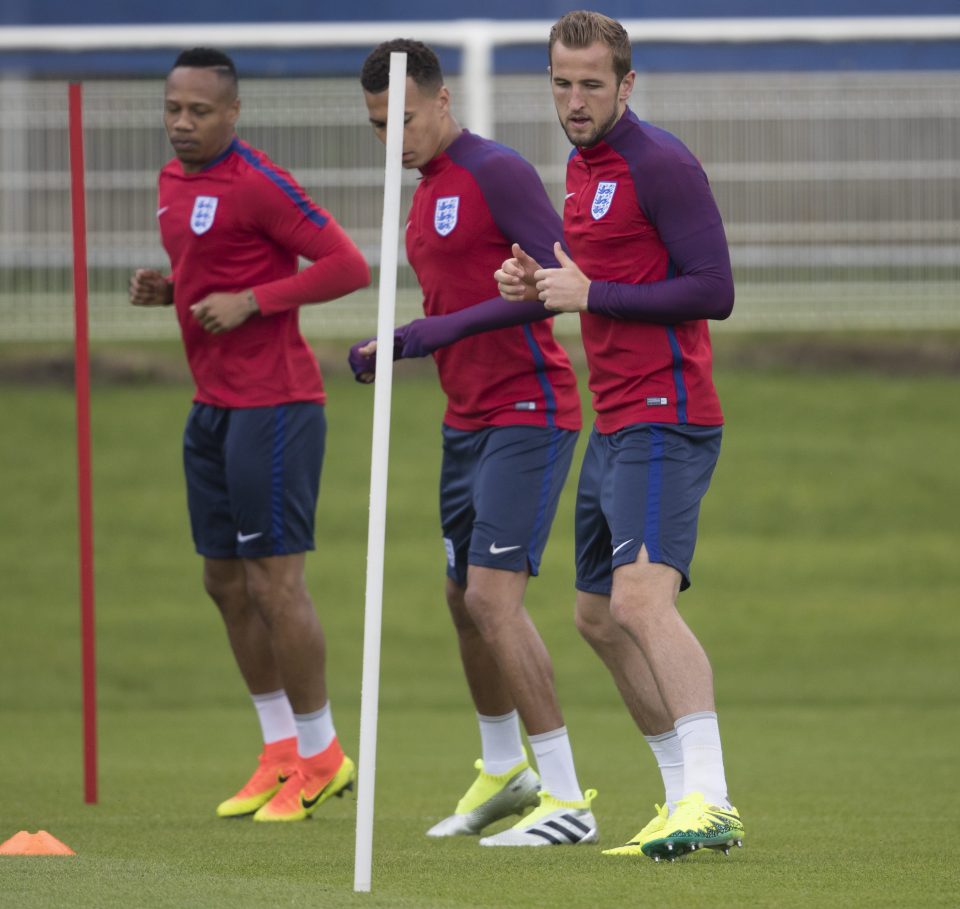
[496, 11, 744, 861]
[129, 48, 370, 822]
[353, 39, 597, 847]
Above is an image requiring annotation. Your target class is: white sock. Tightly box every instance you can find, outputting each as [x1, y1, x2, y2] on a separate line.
[528, 726, 583, 803]
[645, 729, 685, 812]
[294, 702, 336, 759]
[675, 711, 730, 807]
[477, 710, 525, 775]
[251, 689, 296, 745]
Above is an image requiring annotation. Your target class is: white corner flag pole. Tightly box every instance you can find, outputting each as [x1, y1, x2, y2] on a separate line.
[354, 50, 407, 894]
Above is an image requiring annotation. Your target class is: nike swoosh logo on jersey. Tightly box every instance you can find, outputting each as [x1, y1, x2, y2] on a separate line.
[237, 531, 263, 543]
[489, 542, 521, 555]
[612, 538, 635, 556]
[156, 206, 169, 217]
[564, 192, 576, 200]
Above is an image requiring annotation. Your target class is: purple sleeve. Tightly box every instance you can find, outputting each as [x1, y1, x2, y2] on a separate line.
[395, 143, 563, 359]
[468, 145, 566, 270]
[587, 154, 734, 324]
[347, 296, 551, 380]
[397, 298, 551, 358]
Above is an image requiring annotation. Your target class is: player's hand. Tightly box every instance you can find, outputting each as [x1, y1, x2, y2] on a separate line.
[495, 243, 542, 303]
[190, 291, 259, 334]
[129, 269, 172, 307]
[348, 338, 377, 384]
[533, 242, 590, 313]
[348, 326, 416, 384]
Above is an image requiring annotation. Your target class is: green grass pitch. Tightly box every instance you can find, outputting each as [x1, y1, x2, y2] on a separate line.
[1, 351, 958, 907]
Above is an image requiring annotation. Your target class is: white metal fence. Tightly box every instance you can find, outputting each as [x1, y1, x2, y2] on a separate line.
[1, 20, 958, 340]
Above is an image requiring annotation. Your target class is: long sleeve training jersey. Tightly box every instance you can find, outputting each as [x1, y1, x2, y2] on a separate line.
[406, 130, 581, 432]
[565, 108, 734, 432]
[158, 137, 370, 408]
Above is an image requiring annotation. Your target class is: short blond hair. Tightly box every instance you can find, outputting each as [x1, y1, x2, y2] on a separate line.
[548, 10, 632, 83]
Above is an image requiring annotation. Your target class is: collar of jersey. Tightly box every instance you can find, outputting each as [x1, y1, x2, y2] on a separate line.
[192, 136, 240, 174]
[578, 106, 635, 161]
[419, 129, 469, 178]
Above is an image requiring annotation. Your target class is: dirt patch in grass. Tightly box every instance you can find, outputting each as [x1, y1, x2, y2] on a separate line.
[0, 348, 192, 386]
[1, 332, 958, 386]
[711, 332, 960, 376]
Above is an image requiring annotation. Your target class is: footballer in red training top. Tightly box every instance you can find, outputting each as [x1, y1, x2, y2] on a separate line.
[130, 47, 369, 824]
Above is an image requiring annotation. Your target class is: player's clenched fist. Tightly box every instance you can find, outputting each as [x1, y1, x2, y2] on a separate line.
[348, 338, 377, 384]
[190, 291, 260, 334]
[534, 242, 590, 313]
[129, 268, 173, 307]
[495, 243, 542, 303]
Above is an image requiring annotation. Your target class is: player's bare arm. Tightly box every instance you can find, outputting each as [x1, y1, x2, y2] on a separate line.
[129, 268, 173, 307]
[533, 242, 591, 313]
[495, 243, 542, 302]
[190, 290, 260, 334]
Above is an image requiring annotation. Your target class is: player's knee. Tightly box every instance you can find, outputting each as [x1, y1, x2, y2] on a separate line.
[446, 597, 477, 635]
[462, 584, 516, 641]
[202, 562, 245, 611]
[446, 579, 482, 634]
[574, 598, 617, 648]
[445, 577, 466, 610]
[608, 585, 667, 635]
[242, 570, 272, 611]
[243, 565, 307, 625]
[608, 594, 637, 633]
[462, 584, 493, 627]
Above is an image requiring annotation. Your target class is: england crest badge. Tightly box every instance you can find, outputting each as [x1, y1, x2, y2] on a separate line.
[434, 196, 459, 236]
[190, 196, 219, 235]
[591, 182, 617, 220]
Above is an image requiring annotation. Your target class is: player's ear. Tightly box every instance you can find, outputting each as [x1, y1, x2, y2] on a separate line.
[436, 85, 451, 115]
[618, 70, 636, 105]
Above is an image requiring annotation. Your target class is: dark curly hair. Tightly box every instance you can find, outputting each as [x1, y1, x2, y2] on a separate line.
[170, 47, 238, 92]
[361, 39, 443, 94]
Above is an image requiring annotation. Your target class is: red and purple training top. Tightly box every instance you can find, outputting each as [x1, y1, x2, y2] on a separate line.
[566, 107, 734, 432]
[158, 137, 370, 408]
[406, 130, 581, 433]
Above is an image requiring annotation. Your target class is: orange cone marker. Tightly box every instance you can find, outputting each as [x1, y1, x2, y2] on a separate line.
[0, 831, 76, 856]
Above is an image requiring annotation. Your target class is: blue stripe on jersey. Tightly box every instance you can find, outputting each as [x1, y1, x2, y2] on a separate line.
[201, 138, 239, 172]
[233, 141, 329, 229]
[527, 428, 561, 562]
[521, 324, 558, 428]
[663, 260, 690, 422]
[271, 406, 287, 550]
[645, 426, 665, 563]
[665, 327, 689, 424]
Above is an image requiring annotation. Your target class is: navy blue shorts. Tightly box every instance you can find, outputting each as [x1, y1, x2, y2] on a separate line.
[575, 423, 721, 594]
[440, 424, 578, 586]
[183, 402, 326, 559]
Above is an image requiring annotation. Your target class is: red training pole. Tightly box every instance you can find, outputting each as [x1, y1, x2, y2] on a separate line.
[68, 81, 98, 805]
